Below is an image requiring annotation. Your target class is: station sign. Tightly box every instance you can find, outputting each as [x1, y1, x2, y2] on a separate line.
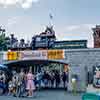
[7, 51, 19, 61]
[0, 52, 3, 63]
[19, 50, 47, 60]
[3, 52, 7, 60]
[48, 50, 64, 59]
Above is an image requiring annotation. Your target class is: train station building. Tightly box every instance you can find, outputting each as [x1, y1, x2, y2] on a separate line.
[0, 25, 100, 92]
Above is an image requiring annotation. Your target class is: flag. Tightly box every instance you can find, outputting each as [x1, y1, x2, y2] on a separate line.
[49, 14, 53, 19]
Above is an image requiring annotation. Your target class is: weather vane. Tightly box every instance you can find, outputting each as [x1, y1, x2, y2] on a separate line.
[49, 13, 53, 27]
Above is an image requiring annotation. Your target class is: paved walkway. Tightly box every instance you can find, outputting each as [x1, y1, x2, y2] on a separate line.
[87, 85, 100, 93]
[0, 90, 83, 100]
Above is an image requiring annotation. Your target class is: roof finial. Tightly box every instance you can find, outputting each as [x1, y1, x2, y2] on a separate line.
[49, 13, 53, 27]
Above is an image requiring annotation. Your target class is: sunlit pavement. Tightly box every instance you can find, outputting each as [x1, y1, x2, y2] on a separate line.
[0, 90, 83, 100]
[87, 85, 100, 93]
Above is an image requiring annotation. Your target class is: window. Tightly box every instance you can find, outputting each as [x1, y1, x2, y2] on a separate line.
[36, 37, 41, 41]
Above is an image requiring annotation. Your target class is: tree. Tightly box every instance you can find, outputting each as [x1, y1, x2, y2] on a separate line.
[0, 27, 7, 51]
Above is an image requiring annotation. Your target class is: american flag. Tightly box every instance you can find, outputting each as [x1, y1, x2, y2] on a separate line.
[49, 14, 53, 19]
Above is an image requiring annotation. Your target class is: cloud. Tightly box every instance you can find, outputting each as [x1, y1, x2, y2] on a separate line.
[0, 0, 39, 9]
[65, 25, 79, 31]
[6, 16, 21, 28]
[21, 0, 33, 9]
[1, 0, 18, 5]
[65, 24, 93, 31]
[55, 24, 94, 47]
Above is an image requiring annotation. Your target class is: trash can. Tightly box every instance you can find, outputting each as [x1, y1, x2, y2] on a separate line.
[82, 93, 100, 100]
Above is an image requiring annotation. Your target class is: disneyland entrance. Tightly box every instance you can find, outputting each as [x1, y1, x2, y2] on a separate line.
[6, 60, 69, 89]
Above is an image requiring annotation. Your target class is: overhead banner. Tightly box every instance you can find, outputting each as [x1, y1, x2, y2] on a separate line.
[48, 50, 64, 59]
[0, 52, 3, 63]
[7, 51, 19, 61]
[3, 52, 7, 60]
[19, 50, 47, 60]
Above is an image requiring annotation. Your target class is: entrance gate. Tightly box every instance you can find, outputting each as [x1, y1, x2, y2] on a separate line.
[5, 59, 69, 89]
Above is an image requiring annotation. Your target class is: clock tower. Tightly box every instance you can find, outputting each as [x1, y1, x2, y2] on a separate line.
[92, 25, 100, 48]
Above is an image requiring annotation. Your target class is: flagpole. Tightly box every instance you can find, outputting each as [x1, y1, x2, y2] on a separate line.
[49, 13, 53, 27]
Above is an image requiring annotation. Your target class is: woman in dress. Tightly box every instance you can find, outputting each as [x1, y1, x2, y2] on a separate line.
[26, 67, 35, 97]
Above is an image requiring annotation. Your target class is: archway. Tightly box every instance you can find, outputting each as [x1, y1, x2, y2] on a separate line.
[5, 60, 70, 89]
[5, 60, 69, 72]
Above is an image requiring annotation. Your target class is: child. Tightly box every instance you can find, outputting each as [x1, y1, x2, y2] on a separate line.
[8, 80, 13, 96]
[12, 75, 18, 96]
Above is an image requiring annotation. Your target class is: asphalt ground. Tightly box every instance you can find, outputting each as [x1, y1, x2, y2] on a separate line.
[0, 90, 83, 100]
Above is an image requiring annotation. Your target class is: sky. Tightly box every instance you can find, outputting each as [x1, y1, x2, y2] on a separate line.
[0, 0, 100, 47]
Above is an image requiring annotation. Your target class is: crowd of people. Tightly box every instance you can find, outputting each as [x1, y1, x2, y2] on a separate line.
[0, 67, 69, 97]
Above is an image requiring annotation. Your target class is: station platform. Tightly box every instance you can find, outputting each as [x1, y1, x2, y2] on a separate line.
[86, 85, 100, 93]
